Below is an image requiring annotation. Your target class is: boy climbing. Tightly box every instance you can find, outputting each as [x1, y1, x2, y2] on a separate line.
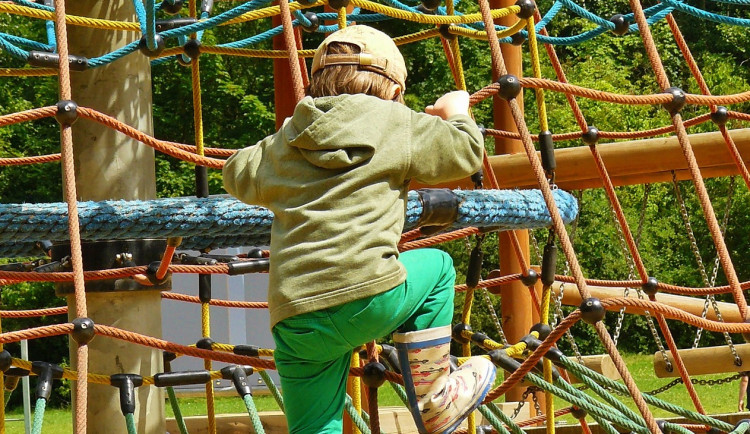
[223, 24, 496, 433]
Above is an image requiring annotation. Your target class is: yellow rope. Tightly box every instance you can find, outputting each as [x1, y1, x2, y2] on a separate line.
[222, 0, 325, 25]
[393, 28, 440, 45]
[11, 358, 227, 389]
[444, 18, 526, 40]
[192, 57, 204, 156]
[0, 68, 57, 77]
[210, 342, 274, 357]
[0, 1, 323, 30]
[0, 3, 140, 31]
[526, 18, 549, 132]
[527, 11, 553, 428]
[338, 7, 347, 29]
[350, 351, 361, 434]
[350, 0, 519, 24]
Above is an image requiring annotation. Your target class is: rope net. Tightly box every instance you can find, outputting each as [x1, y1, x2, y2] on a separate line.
[1, 0, 750, 432]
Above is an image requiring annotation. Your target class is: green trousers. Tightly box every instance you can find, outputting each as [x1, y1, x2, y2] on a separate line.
[271, 248, 456, 433]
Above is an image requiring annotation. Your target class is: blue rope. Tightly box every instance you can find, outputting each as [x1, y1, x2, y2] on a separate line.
[661, 0, 750, 26]
[87, 40, 141, 68]
[10, 0, 56, 49]
[146, 0, 158, 50]
[11, 0, 53, 11]
[132, 0, 149, 34]
[159, 0, 276, 40]
[0, 35, 30, 61]
[0, 33, 52, 51]
[0, 189, 577, 257]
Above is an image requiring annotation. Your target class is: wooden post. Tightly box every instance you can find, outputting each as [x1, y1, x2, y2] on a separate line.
[64, 1, 162, 433]
[489, 0, 541, 409]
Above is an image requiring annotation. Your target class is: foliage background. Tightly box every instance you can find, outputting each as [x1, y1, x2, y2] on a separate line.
[0, 0, 749, 408]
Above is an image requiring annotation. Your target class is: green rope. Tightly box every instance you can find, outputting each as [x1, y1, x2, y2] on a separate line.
[344, 394, 372, 434]
[522, 370, 649, 433]
[31, 397, 45, 434]
[125, 412, 137, 434]
[477, 404, 516, 434]
[554, 377, 643, 429]
[561, 369, 644, 426]
[167, 386, 189, 434]
[731, 421, 750, 434]
[259, 370, 284, 412]
[558, 355, 734, 432]
[586, 410, 622, 434]
[242, 394, 265, 434]
[663, 421, 695, 434]
[388, 380, 410, 406]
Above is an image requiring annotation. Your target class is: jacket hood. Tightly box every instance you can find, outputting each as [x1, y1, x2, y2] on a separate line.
[282, 95, 376, 170]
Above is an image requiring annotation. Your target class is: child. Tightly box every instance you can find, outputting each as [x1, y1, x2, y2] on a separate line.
[223, 25, 496, 434]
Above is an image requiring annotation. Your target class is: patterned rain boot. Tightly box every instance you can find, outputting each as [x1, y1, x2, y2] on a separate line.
[393, 325, 496, 434]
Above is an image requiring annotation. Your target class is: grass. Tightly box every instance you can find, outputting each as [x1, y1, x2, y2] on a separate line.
[2, 353, 745, 433]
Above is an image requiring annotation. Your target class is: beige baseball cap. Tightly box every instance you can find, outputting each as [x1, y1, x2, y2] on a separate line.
[311, 25, 407, 91]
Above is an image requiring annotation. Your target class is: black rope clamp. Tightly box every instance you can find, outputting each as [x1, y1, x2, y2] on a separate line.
[145, 261, 171, 286]
[221, 365, 253, 397]
[28, 51, 88, 71]
[110, 374, 143, 416]
[227, 258, 270, 275]
[488, 350, 522, 373]
[155, 18, 197, 32]
[31, 361, 64, 401]
[416, 188, 459, 235]
[153, 370, 211, 387]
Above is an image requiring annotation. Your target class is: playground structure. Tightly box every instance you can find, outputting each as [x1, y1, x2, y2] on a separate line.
[0, 0, 749, 433]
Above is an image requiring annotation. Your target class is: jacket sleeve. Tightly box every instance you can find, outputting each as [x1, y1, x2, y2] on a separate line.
[404, 111, 484, 185]
[222, 139, 268, 207]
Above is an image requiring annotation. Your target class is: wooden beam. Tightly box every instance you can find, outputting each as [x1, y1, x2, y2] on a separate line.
[412, 129, 750, 191]
[550, 281, 744, 323]
[491, 128, 750, 190]
[654, 344, 750, 377]
[165, 405, 530, 433]
[567, 355, 622, 383]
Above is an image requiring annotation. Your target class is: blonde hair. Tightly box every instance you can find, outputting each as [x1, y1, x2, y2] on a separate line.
[307, 42, 404, 104]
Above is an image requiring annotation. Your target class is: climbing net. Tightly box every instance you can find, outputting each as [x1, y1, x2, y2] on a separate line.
[1, 0, 750, 432]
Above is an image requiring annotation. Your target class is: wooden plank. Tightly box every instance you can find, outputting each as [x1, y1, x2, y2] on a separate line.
[165, 404, 530, 433]
[654, 343, 750, 377]
[567, 355, 622, 383]
[412, 128, 750, 191]
[523, 412, 750, 433]
[550, 281, 743, 323]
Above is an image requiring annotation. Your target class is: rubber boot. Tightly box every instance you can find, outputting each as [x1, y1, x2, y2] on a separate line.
[393, 325, 496, 433]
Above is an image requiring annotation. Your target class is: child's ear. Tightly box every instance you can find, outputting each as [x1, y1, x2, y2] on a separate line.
[391, 84, 403, 101]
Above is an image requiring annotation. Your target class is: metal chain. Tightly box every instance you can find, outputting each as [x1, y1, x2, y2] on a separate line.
[465, 235, 509, 346]
[672, 174, 741, 366]
[603, 185, 671, 370]
[613, 184, 650, 345]
[483, 288, 508, 346]
[509, 387, 534, 419]
[530, 389, 542, 416]
[645, 373, 743, 396]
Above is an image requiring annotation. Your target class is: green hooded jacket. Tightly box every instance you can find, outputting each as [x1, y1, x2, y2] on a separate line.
[223, 94, 484, 327]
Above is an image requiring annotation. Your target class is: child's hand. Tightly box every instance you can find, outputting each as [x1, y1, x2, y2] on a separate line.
[425, 91, 470, 120]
